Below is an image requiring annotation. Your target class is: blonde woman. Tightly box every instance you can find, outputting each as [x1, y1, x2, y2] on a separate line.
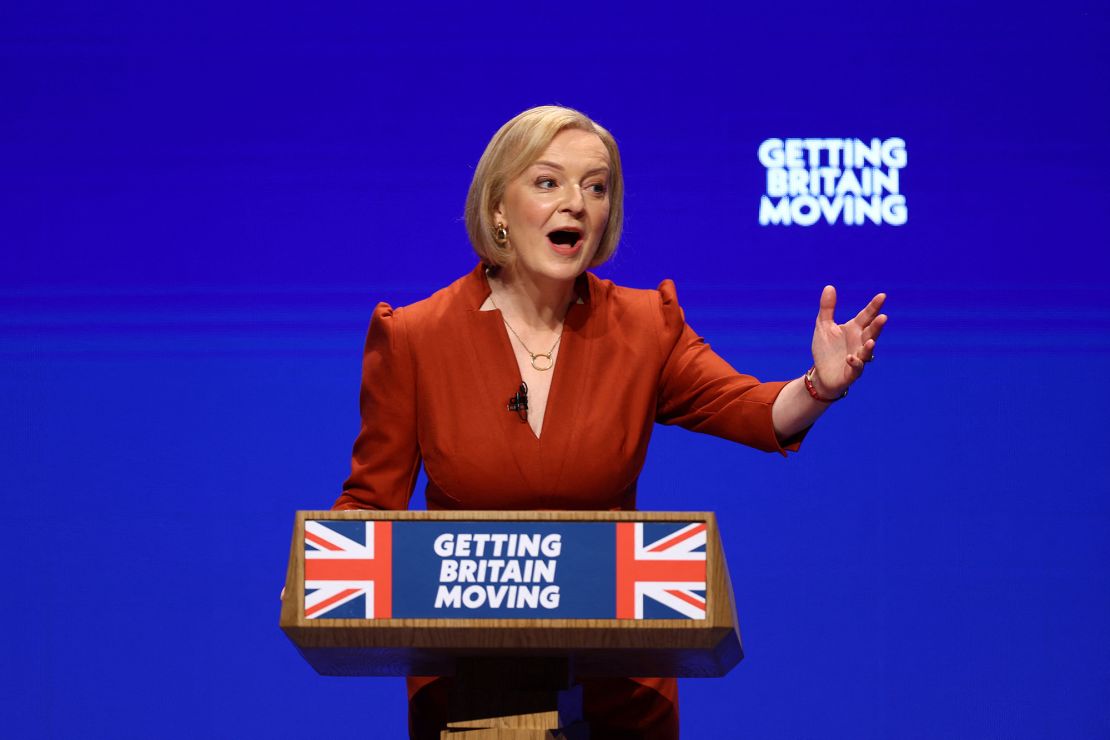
[336, 105, 887, 739]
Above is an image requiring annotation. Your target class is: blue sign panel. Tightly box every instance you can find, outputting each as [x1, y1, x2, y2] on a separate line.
[303, 520, 709, 620]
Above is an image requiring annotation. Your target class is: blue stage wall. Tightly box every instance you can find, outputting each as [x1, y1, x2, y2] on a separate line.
[3, 2, 1109, 737]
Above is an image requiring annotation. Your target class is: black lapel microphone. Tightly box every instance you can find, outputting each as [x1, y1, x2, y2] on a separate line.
[507, 382, 528, 422]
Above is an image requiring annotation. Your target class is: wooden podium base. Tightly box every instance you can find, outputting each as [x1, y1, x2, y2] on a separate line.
[440, 658, 589, 739]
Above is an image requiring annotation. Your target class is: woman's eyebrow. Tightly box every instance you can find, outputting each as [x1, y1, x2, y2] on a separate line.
[532, 160, 611, 177]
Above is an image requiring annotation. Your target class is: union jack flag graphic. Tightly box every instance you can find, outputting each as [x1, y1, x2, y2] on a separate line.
[303, 520, 392, 619]
[615, 522, 707, 619]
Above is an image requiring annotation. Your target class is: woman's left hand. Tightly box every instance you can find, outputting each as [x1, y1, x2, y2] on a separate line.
[810, 286, 887, 398]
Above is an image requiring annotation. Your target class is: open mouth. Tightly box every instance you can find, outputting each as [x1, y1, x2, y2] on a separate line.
[547, 230, 583, 251]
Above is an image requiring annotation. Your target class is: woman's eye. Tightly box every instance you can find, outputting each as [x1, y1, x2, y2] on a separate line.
[536, 177, 557, 189]
[587, 182, 607, 195]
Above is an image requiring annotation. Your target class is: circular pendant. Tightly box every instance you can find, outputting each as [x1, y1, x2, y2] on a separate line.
[530, 352, 554, 371]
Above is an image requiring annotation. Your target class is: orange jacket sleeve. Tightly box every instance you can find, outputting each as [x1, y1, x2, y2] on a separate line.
[653, 280, 804, 455]
[333, 303, 422, 510]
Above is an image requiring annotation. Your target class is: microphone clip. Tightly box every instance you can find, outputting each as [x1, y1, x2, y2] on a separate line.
[507, 382, 529, 422]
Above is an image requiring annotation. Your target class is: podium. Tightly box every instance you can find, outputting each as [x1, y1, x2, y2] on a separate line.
[281, 511, 743, 738]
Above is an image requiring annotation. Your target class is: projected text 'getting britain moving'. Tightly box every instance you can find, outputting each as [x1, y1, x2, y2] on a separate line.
[759, 138, 907, 226]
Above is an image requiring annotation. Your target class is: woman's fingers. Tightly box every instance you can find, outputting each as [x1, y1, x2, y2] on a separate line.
[839, 338, 874, 373]
[817, 285, 837, 324]
[861, 338, 876, 362]
[814, 291, 886, 389]
[852, 293, 886, 327]
[862, 317, 886, 343]
[815, 289, 886, 386]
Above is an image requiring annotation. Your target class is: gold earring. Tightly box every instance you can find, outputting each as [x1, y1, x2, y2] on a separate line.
[493, 222, 509, 245]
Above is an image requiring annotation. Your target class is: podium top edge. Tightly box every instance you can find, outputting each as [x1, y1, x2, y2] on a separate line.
[294, 510, 719, 522]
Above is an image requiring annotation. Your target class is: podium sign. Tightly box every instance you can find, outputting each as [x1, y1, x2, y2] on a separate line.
[304, 520, 708, 620]
[281, 511, 742, 679]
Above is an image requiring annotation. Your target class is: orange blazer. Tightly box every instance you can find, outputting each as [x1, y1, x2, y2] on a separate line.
[335, 263, 799, 513]
[333, 264, 803, 738]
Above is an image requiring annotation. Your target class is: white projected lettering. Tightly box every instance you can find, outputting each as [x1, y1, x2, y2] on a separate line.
[758, 138, 907, 226]
[432, 532, 562, 610]
[434, 584, 561, 609]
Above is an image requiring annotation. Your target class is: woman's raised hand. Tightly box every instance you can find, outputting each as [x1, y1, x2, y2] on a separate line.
[810, 286, 887, 398]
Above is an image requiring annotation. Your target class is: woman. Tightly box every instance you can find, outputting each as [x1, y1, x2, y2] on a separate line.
[334, 106, 887, 738]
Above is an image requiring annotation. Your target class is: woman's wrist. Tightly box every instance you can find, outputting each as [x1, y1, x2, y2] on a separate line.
[804, 366, 847, 403]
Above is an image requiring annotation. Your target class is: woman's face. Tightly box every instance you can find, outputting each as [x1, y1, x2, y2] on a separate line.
[494, 128, 611, 286]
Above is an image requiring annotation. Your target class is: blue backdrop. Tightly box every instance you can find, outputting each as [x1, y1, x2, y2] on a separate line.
[4, 2, 1109, 737]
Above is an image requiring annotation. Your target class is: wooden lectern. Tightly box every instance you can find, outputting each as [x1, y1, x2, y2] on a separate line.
[280, 511, 743, 738]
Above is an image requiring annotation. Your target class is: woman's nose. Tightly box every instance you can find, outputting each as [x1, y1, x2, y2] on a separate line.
[560, 186, 585, 215]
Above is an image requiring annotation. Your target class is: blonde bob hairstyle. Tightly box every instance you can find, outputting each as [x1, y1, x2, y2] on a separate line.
[465, 105, 624, 268]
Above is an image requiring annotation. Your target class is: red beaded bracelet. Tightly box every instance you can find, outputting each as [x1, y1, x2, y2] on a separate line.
[804, 366, 848, 403]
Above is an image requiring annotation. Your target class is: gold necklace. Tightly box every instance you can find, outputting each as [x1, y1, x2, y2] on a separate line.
[488, 293, 562, 372]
